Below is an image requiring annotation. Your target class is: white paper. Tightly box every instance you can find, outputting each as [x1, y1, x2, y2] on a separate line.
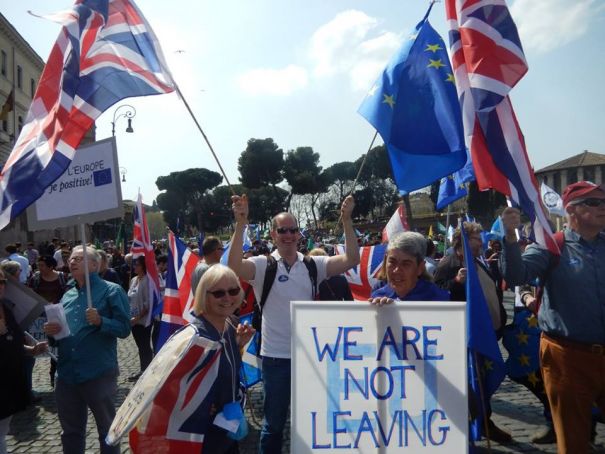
[213, 412, 240, 433]
[44, 304, 71, 340]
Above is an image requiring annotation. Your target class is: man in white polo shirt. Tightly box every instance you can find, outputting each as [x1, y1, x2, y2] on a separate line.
[228, 194, 360, 454]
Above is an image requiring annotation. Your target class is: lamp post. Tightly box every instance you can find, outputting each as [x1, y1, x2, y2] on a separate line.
[119, 167, 127, 183]
[111, 104, 136, 136]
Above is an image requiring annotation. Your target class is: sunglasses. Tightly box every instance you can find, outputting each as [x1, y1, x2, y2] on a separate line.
[207, 287, 240, 298]
[575, 198, 605, 208]
[276, 227, 299, 235]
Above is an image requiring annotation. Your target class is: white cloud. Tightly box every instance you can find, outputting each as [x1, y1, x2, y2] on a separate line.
[511, 0, 600, 53]
[308, 10, 401, 91]
[236, 65, 308, 96]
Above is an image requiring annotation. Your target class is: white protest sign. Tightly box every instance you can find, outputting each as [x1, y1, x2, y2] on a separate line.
[27, 137, 123, 230]
[291, 301, 467, 453]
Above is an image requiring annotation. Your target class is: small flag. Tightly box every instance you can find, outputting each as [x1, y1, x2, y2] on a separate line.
[382, 205, 409, 243]
[540, 182, 566, 217]
[0, 88, 14, 121]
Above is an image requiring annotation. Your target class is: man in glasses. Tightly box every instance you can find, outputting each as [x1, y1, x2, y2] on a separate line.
[501, 181, 605, 454]
[228, 194, 360, 454]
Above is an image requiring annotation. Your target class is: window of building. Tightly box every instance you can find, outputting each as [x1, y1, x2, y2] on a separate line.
[1, 120, 7, 132]
[17, 65, 22, 89]
[0, 50, 6, 77]
[553, 172, 561, 194]
[583, 166, 595, 183]
[30, 78, 35, 98]
[567, 168, 577, 185]
[18, 115, 23, 133]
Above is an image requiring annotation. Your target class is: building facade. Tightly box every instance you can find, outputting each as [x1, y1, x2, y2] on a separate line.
[535, 150, 605, 194]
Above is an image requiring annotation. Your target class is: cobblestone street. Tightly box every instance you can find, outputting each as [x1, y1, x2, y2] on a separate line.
[7, 293, 605, 453]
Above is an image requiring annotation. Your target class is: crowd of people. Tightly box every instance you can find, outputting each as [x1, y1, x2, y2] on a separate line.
[0, 180, 603, 454]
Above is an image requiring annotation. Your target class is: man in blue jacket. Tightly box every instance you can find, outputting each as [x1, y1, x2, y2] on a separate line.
[44, 245, 131, 454]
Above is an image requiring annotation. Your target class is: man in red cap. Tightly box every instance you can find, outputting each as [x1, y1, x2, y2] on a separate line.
[501, 181, 605, 454]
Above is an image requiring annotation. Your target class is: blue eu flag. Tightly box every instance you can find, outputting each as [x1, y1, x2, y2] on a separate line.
[436, 156, 475, 210]
[461, 224, 505, 441]
[358, 4, 466, 193]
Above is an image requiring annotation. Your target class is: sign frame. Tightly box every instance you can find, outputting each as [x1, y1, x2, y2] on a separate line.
[27, 137, 124, 230]
[291, 300, 468, 453]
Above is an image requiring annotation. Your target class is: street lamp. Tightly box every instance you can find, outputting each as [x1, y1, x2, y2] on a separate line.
[111, 104, 137, 136]
[119, 167, 127, 182]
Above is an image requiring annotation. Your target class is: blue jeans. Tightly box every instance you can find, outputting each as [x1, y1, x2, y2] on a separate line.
[259, 357, 290, 454]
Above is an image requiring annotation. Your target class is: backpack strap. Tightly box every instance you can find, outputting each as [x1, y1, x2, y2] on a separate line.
[534, 231, 565, 314]
[302, 256, 318, 299]
[258, 256, 278, 312]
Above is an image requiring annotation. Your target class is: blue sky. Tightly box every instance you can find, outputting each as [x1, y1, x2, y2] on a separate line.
[3, 0, 604, 204]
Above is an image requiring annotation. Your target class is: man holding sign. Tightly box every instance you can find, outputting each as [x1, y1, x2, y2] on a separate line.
[44, 246, 130, 454]
[228, 194, 359, 454]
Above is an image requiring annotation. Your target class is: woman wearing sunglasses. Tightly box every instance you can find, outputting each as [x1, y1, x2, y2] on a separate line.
[191, 264, 255, 453]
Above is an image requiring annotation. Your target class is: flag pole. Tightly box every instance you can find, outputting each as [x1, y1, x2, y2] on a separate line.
[79, 223, 93, 309]
[174, 84, 236, 195]
[347, 131, 379, 197]
[444, 205, 451, 252]
[473, 351, 493, 452]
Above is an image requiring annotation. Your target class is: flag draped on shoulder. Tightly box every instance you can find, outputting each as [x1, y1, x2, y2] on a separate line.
[446, 0, 559, 254]
[381, 205, 408, 243]
[437, 157, 474, 210]
[131, 193, 162, 326]
[460, 223, 505, 441]
[0, 0, 174, 230]
[156, 230, 199, 350]
[335, 244, 386, 300]
[358, 3, 467, 194]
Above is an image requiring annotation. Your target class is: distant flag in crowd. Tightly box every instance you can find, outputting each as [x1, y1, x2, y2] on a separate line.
[220, 226, 252, 265]
[0, 88, 14, 121]
[489, 216, 505, 241]
[358, 3, 467, 194]
[461, 223, 505, 441]
[437, 156, 475, 210]
[465, 213, 476, 223]
[437, 222, 447, 234]
[238, 313, 262, 389]
[156, 230, 198, 350]
[446, 0, 559, 254]
[131, 193, 162, 326]
[0, 0, 175, 231]
[127, 327, 222, 453]
[115, 222, 125, 255]
[335, 244, 386, 300]
[382, 205, 409, 243]
[447, 224, 455, 243]
[427, 225, 434, 239]
[540, 182, 566, 217]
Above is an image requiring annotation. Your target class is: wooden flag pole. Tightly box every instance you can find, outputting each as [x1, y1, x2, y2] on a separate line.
[174, 84, 236, 195]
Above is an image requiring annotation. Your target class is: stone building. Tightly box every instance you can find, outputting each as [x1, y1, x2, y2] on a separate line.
[535, 150, 605, 194]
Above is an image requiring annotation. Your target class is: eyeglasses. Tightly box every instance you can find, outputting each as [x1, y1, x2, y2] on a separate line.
[276, 227, 299, 235]
[207, 288, 240, 298]
[69, 256, 84, 262]
[574, 198, 605, 208]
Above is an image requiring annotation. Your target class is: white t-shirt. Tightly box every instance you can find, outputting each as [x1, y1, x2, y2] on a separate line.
[249, 251, 328, 358]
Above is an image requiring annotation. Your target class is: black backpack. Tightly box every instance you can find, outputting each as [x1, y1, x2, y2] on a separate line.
[251, 255, 318, 350]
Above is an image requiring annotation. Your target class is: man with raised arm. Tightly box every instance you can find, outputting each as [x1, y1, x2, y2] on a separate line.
[228, 194, 360, 454]
[501, 181, 605, 454]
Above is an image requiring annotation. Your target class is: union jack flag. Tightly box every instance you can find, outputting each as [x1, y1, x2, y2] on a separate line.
[131, 192, 162, 326]
[156, 230, 199, 350]
[128, 326, 222, 453]
[0, 0, 174, 230]
[335, 244, 386, 300]
[381, 205, 409, 243]
[446, 0, 559, 254]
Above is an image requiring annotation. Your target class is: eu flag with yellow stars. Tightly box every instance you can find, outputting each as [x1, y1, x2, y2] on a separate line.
[358, 3, 466, 193]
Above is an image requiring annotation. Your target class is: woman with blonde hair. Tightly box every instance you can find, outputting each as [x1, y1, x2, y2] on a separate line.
[191, 264, 255, 453]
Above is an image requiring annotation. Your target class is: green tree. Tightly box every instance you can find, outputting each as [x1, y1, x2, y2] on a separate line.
[323, 161, 357, 200]
[283, 147, 328, 227]
[467, 181, 507, 226]
[155, 168, 223, 233]
[238, 138, 284, 206]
